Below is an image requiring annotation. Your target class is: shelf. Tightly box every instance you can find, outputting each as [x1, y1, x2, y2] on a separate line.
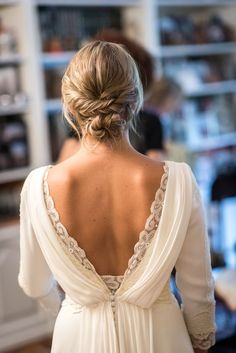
[0, 102, 28, 116]
[36, 0, 138, 6]
[188, 132, 236, 152]
[42, 51, 75, 69]
[45, 98, 62, 113]
[0, 0, 18, 6]
[0, 167, 30, 184]
[157, 42, 236, 57]
[185, 80, 236, 97]
[0, 54, 22, 65]
[157, 0, 236, 7]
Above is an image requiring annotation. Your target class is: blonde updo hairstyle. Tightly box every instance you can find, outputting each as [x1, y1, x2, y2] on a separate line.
[61, 40, 143, 145]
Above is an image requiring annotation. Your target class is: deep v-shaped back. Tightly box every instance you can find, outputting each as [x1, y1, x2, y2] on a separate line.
[19, 155, 216, 353]
[43, 162, 169, 294]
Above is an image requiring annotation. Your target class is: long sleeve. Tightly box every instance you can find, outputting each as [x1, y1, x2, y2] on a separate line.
[175, 170, 216, 350]
[18, 175, 62, 316]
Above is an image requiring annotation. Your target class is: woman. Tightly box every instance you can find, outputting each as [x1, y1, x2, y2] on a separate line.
[18, 41, 216, 353]
[130, 77, 183, 161]
[145, 76, 186, 161]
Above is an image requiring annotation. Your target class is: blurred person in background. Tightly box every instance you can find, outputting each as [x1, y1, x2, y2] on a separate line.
[141, 76, 183, 160]
[146, 77, 183, 126]
[58, 29, 165, 162]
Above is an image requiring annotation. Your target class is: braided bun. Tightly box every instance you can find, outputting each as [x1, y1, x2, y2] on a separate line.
[62, 40, 143, 143]
[85, 114, 126, 142]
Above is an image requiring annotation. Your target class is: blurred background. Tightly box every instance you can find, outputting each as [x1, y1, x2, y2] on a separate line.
[0, 0, 236, 352]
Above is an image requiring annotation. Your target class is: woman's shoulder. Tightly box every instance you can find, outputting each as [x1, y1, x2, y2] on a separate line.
[166, 160, 198, 192]
[21, 164, 51, 194]
[27, 164, 51, 179]
[165, 159, 192, 172]
[147, 159, 191, 175]
[124, 154, 193, 182]
[24, 161, 71, 183]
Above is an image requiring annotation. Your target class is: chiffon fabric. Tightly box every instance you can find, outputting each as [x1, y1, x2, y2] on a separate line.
[18, 160, 216, 353]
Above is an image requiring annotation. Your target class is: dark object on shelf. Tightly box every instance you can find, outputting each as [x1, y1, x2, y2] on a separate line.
[0, 66, 19, 95]
[0, 17, 17, 56]
[195, 15, 234, 44]
[164, 55, 236, 88]
[207, 16, 234, 43]
[0, 115, 29, 170]
[160, 16, 194, 45]
[38, 6, 121, 52]
[160, 14, 235, 46]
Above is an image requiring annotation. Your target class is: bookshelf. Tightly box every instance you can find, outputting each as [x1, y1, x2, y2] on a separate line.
[154, 1, 236, 157]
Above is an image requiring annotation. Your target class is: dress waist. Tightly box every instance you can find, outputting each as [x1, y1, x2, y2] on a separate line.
[61, 280, 177, 313]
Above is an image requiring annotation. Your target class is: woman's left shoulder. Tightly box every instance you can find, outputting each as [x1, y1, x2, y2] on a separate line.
[165, 159, 192, 172]
[165, 160, 197, 188]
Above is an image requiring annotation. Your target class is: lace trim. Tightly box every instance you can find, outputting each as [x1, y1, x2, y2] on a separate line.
[43, 163, 169, 293]
[101, 275, 124, 294]
[182, 304, 216, 349]
[126, 164, 168, 277]
[43, 180, 95, 272]
[190, 331, 216, 350]
[118, 164, 169, 296]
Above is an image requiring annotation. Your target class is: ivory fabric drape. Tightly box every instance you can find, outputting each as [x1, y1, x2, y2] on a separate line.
[18, 160, 216, 352]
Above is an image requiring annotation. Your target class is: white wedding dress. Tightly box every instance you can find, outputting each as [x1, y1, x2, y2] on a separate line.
[18, 160, 216, 353]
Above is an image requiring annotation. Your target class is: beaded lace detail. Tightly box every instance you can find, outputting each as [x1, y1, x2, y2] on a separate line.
[190, 332, 216, 350]
[43, 163, 169, 294]
[183, 301, 216, 349]
[101, 275, 124, 295]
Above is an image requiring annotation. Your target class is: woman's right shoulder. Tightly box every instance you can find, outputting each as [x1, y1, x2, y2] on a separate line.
[21, 164, 51, 195]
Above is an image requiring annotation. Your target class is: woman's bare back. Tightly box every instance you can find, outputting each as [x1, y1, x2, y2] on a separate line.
[47, 149, 165, 276]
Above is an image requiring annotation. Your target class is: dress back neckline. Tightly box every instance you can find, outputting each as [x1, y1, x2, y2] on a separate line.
[43, 161, 169, 294]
